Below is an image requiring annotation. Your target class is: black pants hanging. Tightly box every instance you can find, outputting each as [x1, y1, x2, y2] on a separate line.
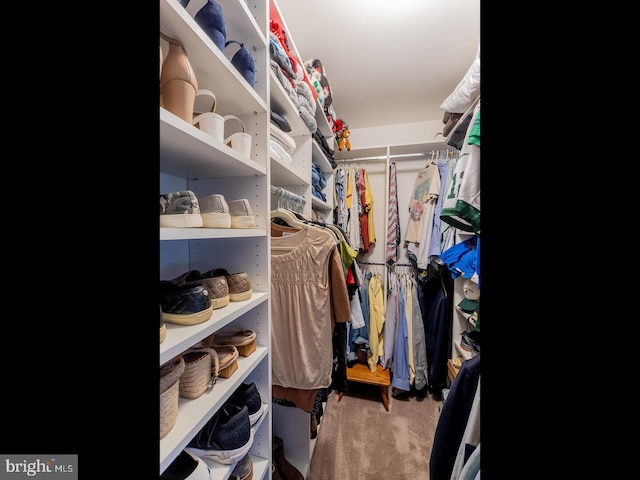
[417, 263, 454, 396]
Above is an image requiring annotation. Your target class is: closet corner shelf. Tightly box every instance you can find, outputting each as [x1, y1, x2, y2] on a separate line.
[453, 340, 473, 361]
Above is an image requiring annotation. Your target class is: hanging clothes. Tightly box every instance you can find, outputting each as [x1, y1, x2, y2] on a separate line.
[334, 168, 348, 227]
[381, 270, 398, 369]
[390, 275, 410, 392]
[440, 104, 481, 236]
[356, 168, 371, 252]
[271, 224, 350, 411]
[429, 355, 481, 480]
[386, 162, 401, 266]
[418, 262, 454, 395]
[427, 160, 453, 262]
[366, 272, 385, 372]
[410, 275, 428, 391]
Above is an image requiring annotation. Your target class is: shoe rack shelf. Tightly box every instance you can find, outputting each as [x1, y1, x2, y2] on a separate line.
[160, 291, 268, 366]
[160, 107, 267, 179]
[160, 226, 267, 241]
[161, 0, 268, 113]
[160, 346, 269, 472]
[452, 277, 474, 364]
[160, 0, 272, 478]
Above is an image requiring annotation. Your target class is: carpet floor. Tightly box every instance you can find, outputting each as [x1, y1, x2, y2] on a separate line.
[307, 381, 443, 480]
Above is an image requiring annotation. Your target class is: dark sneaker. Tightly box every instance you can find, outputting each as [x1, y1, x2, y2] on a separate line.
[228, 382, 264, 426]
[160, 450, 210, 480]
[172, 270, 230, 309]
[203, 268, 253, 302]
[230, 453, 253, 480]
[460, 330, 480, 353]
[160, 281, 213, 325]
[186, 404, 253, 465]
[160, 190, 203, 228]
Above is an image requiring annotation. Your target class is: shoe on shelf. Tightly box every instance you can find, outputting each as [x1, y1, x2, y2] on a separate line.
[178, 349, 217, 400]
[160, 305, 167, 343]
[172, 270, 230, 309]
[160, 450, 210, 480]
[160, 32, 198, 123]
[159, 281, 213, 325]
[272, 436, 303, 480]
[200, 193, 231, 228]
[160, 190, 203, 228]
[212, 328, 257, 357]
[213, 344, 239, 378]
[203, 268, 253, 302]
[186, 404, 253, 465]
[460, 330, 480, 353]
[229, 453, 253, 480]
[160, 356, 185, 439]
[228, 199, 256, 228]
[196, 334, 239, 378]
[228, 382, 264, 426]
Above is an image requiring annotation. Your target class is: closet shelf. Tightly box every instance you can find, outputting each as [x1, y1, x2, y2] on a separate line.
[160, 346, 269, 472]
[160, 227, 267, 241]
[311, 140, 334, 173]
[453, 340, 473, 361]
[311, 195, 332, 211]
[455, 306, 477, 328]
[270, 153, 310, 186]
[161, 108, 266, 179]
[269, 71, 310, 137]
[160, 292, 269, 366]
[161, 0, 267, 115]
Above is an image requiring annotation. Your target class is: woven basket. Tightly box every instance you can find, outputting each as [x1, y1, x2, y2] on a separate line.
[179, 348, 217, 399]
[160, 356, 185, 439]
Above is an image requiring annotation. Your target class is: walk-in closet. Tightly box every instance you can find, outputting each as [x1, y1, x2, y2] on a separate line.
[159, 0, 480, 479]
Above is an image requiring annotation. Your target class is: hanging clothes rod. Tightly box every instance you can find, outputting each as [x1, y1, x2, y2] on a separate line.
[358, 261, 413, 267]
[337, 150, 457, 163]
[336, 153, 424, 163]
[270, 185, 306, 203]
[270, 185, 306, 213]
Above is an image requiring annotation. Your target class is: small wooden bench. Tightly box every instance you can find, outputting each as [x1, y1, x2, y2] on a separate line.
[339, 363, 391, 411]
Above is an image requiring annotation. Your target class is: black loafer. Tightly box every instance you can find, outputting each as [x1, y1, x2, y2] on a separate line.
[159, 281, 213, 325]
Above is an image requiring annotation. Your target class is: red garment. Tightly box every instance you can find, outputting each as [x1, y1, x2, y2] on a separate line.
[357, 168, 370, 252]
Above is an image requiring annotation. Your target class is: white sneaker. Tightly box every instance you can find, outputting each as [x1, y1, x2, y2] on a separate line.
[160, 450, 210, 480]
[200, 193, 231, 228]
[228, 199, 256, 228]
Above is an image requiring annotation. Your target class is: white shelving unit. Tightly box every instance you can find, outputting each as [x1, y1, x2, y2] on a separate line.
[266, 0, 336, 476]
[161, 0, 339, 477]
[160, 0, 272, 478]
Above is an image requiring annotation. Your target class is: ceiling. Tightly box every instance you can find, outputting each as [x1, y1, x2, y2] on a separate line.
[273, 0, 480, 131]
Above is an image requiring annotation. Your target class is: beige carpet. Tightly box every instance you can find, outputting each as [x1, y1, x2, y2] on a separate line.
[307, 382, 442, 480]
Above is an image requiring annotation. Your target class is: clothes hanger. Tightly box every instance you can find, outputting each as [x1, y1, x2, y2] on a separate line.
[270, 186, 309, 229]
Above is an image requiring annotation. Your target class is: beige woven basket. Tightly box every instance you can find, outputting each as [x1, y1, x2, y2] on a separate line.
[160, 356, 185, 439]
[179, 348, 218, 399]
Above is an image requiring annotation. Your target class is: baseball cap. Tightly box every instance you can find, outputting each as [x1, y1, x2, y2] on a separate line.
[457, 279, 479, 313]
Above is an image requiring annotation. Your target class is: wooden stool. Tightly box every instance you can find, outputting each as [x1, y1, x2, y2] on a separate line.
[339, 363, 391, 411]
